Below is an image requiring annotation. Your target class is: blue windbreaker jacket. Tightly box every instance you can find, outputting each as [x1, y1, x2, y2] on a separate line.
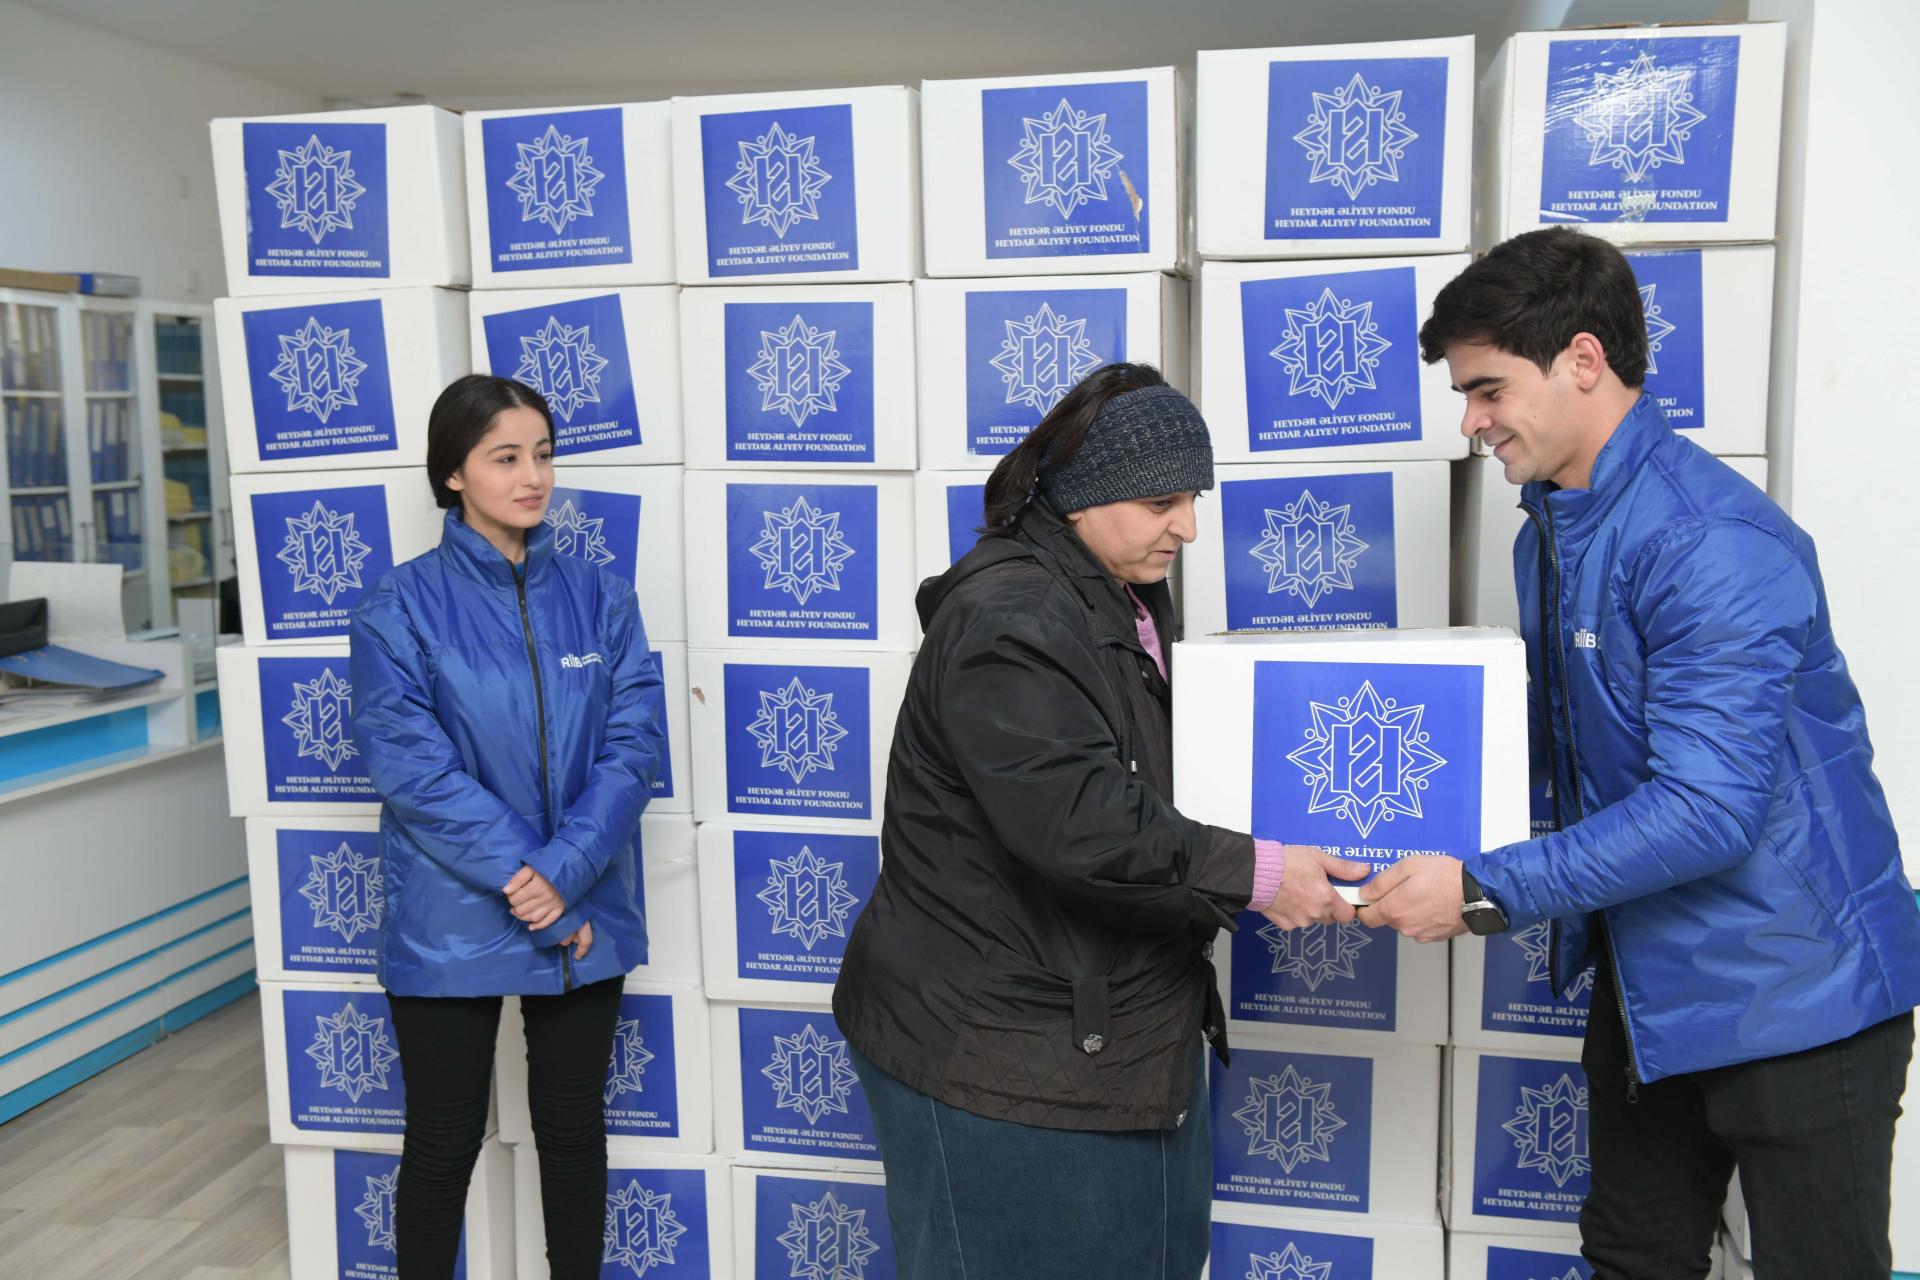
[1473, 394, 1920, 1083]
[348, 508, 665, 997]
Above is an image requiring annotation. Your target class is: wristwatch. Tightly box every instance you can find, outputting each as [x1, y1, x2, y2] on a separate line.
[1461, 867, 1510, 936]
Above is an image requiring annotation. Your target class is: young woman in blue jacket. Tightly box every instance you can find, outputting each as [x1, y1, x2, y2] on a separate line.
[348, 374, 666, 1279]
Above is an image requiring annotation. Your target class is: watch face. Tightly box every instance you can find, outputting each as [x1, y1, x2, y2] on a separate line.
[1465, 904, 1509, 937]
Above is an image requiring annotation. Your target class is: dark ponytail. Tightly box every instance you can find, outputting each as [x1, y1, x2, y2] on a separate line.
[980, 362, 1168, 533]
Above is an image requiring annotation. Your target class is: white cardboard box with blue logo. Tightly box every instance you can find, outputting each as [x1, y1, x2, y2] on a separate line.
[495, 979, 712, 1152]
[211, 104, 469, 297]
[671, 85, 921, 285]
[688, 649, 912, 829]
[732, 1164, 895, 1280]
[1195, 255, 1472, 464]
[650, 642, 696, 816]
[1202, 1205, 1444, 1279]
[230, 467, 443, 647]
[697, 820, 883, 1005]
[1184, 460, 1450, 640]
[622, 812, 704, 987]
[284, 1139, 513, 1280]
[1620, 244, 1775, 458]
[683, 470, 917, 652]
[515, 1147, 733, 1280]
[1196, 36, 1474, 260]
[468, 286, 684, 468]
[463, 101, 677, 290]
[919, 66, 1184, 278]
[1476, 22, 1786, 248]
[216, 287, 469, 475]
[913, 272, 1188, 472]
[678, 282, 917, 471]
[914, 471, 988, 582]
[245, 815, 383, 985]
[1448, 1045, 1592, 1237]
[711, 1002, 884, 1172]
[1447, 1230, 1614, 1280]
[217, 642, 380, 818]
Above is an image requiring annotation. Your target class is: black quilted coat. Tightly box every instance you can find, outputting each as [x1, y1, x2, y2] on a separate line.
[833, 500, 1256, 1131]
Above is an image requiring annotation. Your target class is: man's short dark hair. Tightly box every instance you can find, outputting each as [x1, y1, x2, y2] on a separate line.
[1418, 227, 1649, 387]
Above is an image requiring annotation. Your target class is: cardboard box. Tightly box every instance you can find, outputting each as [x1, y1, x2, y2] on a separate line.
[698, 821, 882, 1005]
[262, 980, 449, 1147]
[1197, 37, 1474, 259]
[920, 66, 1182, 277]
[651, 643, 696, 815]
[1185, 461, 1449, 636]
[217, 287, 468, 474]
[514, 1146, 732, 1279]
[1173, 629, 1529, 900]
[712, 1003, 883, 1170]
[1216, 917, 1447, 1048]
[218, 643, 379, 818]
[1196, 256, 1471, 463]
[1210, 1038, 1441, 1221]
[679, 283, 917, 470]
[246, 816, 383, 984]
[231, 467, 442, 645]
[464, 101, 676, 289]
[629, 813, 703, 985]
[732, 1165, 895, 1280]
[683, 471, 917, 650]
[212, 104, 469, 296]
[1477, 23, 1786, 248]
[1446, 1232, 1597, 1280]
[1898, 1049, 1920, 1271]
[914, 272, 1188, 470]
[1623, 244, 1774, 456]
[1448, 1047, 1591, 1236]
[496, 981, 712, 1152]
[1451, 927, 1596, 1055]
[468, 287, 684, 466]
[913, 471, 988, 582]
[672, 86, 921, 285]
[1204, 1208, 1444, 1279]
[285, 1140, 513, 1279]
[688, 650, 912, 827]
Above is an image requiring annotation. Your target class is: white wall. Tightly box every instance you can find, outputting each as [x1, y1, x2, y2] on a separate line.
[0, 0, 323, 300]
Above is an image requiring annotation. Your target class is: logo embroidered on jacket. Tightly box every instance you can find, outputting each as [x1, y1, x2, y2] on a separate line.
[1573, 629, 1598, 650]
[561, 652, 606, 669]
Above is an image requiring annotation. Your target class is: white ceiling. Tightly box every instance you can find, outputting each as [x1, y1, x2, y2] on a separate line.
[19, 0, 1736, 108]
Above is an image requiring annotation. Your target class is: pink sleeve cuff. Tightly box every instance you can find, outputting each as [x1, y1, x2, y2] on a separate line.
[1249, 839, 1286, 911]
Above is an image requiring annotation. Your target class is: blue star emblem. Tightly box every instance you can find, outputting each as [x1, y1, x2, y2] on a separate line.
[778, 1191, 880, 1280]
[306, 1001, 400, 1103]
[727, 120, 832, 240]
[300, 841, 383, 944]
[506, 123, 605, 235]
[762, 1022, 859, 1126]
[545, 498, 617, 566]
[1269, 288, 1394, 411]
[989, 302, 1102, 415]
[749, 316, 853, 428]
[270, 316, 368, 425]
[277, 500, 373, 607]
[602, 1179, 687, 1277]
[515, 315, 609, 423]
[1235, 1064, 1347, 1173]
[1247, 1242, 1335, 1280]
[1292, 72, 1420, 201]
[1504, 1072, 1591, 1188]
[263, 133, 366, 244]
[1286, 679, 1447, 839]
[355, 1167, 398, 1252]
[281, 666, 358, 773]
[747, 678, 848, 785]
[1249, 489, 1370, 609]
[759, 845, 861, 952]
[1639, 283, 1676, 376]
[1007, 97, 1125, 220]
[749, 496, 856, 606]
[1575, 51, 1709, 184]
[603, 1015, 656, 1106]
[1257, 920, 1372, 993]
[1513, 921, 1596, 1001]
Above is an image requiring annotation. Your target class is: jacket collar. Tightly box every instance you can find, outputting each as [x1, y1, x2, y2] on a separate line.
[1017, 499, 1173, 649]
[1520, 392, 1670, 549]
[437, 505, 555, 588]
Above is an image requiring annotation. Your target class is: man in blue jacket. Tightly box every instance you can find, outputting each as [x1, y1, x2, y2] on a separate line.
[1358, 227, 1920, 1278]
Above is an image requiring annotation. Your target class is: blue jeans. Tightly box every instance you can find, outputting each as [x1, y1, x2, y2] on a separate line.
[848, 1043, 1212, 1280]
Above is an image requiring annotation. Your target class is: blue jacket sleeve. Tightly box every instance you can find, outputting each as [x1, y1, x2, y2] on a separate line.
[1471, 518, 1817, 927]
[522, 583, 666, 921]
[349, 591, 544, 894]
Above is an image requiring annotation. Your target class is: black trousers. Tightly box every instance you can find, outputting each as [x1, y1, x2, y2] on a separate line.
[386, 976, 624, 1280]
[1579, 970, 1914, 1279]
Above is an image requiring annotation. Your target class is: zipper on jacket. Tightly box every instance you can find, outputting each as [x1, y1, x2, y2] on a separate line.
[514, 561, 569, 993]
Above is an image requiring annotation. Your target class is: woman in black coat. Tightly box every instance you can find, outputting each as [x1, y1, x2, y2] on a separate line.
[833, 363, 1368, 1279]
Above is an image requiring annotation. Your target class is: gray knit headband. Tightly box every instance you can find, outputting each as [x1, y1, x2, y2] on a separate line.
[1039, 384, 1216, 515]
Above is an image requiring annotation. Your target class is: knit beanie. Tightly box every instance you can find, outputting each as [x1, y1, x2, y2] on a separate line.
[1039, 384, 1216, 514]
